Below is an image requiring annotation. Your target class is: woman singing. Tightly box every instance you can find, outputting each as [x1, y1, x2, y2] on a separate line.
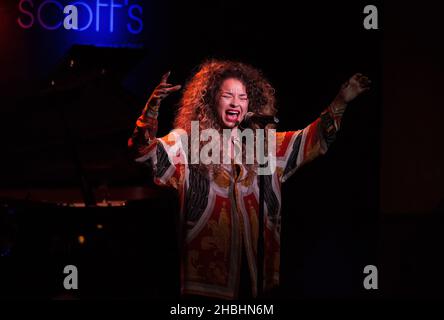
[128, 59, 370, 300]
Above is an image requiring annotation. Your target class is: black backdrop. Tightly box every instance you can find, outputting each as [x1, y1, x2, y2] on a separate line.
[4, 0, 442, 301]
[1, 0, 381, 299]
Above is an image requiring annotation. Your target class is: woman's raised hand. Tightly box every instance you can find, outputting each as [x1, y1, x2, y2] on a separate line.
[336, 73, 371, 104]
[144, 71, 182, 115]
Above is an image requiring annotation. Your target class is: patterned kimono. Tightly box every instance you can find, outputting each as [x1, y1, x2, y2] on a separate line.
[128, 104, 344, 299]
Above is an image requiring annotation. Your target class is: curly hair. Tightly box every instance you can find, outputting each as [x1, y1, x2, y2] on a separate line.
[174, 59, 277, 176]
[174, 59, 277, 133]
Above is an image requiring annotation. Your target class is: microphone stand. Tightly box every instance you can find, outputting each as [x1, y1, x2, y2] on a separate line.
[239, 116, 278, 299]
[258, 162, 265, 298]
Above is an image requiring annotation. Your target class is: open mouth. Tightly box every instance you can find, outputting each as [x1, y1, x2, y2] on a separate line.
[225, 110, 240, 123]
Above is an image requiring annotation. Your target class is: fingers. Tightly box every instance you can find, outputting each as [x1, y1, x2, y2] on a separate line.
[155, 88, 169, 94]
[156, 84, 182, 90]
[160, 71, 171, 84]
[155, 85, 182, 94]
[158, 71, 182, 92]
[147, 72, 181, 106]
[167, 84, 182, 92]
[350, 73, 371, 89]
[157, 83, 174, 88]
[151, 84, 182, 105]
[359, 76, 371, 89]
[350, 73, 363, 84]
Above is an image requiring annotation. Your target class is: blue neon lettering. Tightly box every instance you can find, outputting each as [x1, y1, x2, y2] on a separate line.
[38, 0, 63, 30]
[127, 4, 142, 34]
[110, 0, 124, 32]
[96, 0, 109, 32]
[71, 1, 93, 31]
[17, 0, 144, 35]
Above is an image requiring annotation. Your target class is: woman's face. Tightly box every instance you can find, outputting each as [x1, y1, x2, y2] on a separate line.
[216, 78, 249, 129]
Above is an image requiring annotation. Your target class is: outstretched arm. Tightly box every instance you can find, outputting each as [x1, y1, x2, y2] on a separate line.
[128, 71, 181, 162]
[328, 73, 371, 130]
[278, 73, 371, 182]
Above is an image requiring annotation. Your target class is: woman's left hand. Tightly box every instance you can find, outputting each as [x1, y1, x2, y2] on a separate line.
[337, 73, 371, 104]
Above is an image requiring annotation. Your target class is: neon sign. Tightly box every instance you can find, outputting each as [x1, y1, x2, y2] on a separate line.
[17, 0, 143, 34]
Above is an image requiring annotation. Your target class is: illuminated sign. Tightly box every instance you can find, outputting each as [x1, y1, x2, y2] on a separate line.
[17, 0, 143, 34]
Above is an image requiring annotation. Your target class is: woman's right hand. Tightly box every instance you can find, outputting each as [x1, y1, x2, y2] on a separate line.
[143, 71, 182, 115]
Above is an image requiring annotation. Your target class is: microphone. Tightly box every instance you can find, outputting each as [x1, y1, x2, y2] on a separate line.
[237, 112, 279, 129]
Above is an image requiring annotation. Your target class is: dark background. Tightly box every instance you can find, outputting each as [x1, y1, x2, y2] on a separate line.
[0, 0, 443, 300]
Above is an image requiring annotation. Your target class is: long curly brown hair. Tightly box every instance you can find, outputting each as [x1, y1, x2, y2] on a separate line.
[174, 59, 277, 176]
[175, 59, 277, 132]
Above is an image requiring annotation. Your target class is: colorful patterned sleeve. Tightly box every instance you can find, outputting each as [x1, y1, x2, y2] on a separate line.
[275, 103, 346, 182]
[128, 113, 185, 190]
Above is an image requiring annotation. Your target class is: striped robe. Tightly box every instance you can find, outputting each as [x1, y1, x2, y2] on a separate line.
[128, 104, 343, 299]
